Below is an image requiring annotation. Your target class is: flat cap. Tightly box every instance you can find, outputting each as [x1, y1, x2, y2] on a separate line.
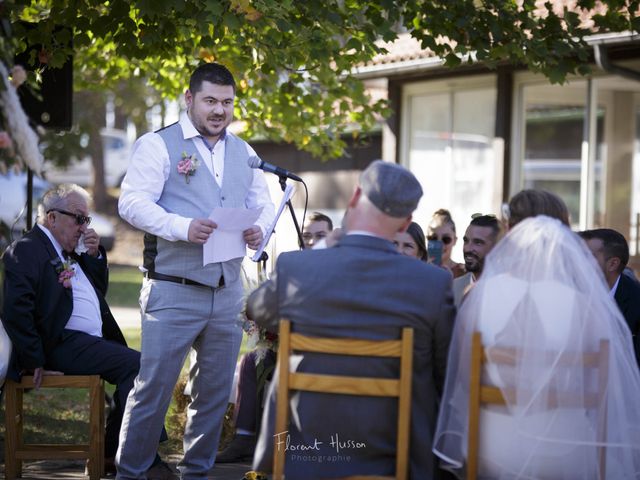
[360, 160, 423, 218]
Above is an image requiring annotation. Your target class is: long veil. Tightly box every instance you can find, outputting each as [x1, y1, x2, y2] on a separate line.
[433, 215, 640, 479]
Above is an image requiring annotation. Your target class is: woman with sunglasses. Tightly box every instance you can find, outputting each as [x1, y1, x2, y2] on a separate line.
[427, 209, 466, 278]
[394, 221, 428, 261]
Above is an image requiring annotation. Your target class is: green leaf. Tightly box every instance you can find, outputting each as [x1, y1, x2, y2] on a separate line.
[204, 0, 224, 17]
[444, 52, 462, 67]
[223, 12, 241, 30]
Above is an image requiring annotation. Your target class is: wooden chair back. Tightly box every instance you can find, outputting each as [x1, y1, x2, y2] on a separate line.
[467, 332, 609, 480]
[4, 375, 105, 480]
[273, 319, 414, 480]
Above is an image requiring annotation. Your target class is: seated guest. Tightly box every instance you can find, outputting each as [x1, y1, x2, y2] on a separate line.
[215, 347, 276, 463]
[427, 209, 466, 277]
[452, 214, 501, 308]
[249, 160, 455, 479]
[394, 221, 428, 261]
[579, 228, 640, 365]
[503, 188, 570, 229]
[1, 184, 170, 478]
[301, 211, 334, 249]
[434, 211, 640, 476]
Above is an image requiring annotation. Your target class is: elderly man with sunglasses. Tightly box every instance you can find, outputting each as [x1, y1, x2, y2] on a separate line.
[1, 183, 166, 477]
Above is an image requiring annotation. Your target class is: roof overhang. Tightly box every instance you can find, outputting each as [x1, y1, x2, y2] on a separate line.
[353, 56, 445, 80]
[352, 31, 640, 80]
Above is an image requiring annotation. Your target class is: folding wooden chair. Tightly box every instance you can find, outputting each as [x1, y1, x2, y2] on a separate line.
[466, 331, 609, 480]
[4, 375, 105, 480]
[272, 318, 414, 480]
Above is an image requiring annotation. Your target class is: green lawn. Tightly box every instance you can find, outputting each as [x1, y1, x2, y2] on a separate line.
[106, 264, 143, 308]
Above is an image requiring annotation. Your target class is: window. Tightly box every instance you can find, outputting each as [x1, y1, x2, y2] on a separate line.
[401, 76, 499, 260]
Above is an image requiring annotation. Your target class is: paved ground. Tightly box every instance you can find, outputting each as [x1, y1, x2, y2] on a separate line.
[0, 457, 256, 479]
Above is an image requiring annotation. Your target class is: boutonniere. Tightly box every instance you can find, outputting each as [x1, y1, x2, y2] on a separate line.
[242, 318, 279, 361]
[51, 257, 76, 288]
[177, 151, 199, 184]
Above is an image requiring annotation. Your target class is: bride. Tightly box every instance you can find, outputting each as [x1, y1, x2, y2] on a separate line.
[433, 215, 640, 479]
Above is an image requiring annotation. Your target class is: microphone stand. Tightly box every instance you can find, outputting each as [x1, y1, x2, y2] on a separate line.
[256, 250, 269, 281]
[278, 175, 305, 250]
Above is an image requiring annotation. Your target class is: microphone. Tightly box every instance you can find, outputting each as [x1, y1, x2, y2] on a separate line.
[247, 156, 302, 182]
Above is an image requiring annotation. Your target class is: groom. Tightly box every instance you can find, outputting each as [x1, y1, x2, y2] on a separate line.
[1, 184, 150, 475]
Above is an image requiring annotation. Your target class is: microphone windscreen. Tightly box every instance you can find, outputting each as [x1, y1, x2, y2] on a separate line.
[247, 156, 262, 169]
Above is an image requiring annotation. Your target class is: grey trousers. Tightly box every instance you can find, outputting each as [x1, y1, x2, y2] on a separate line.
[116, 277, 243, 480]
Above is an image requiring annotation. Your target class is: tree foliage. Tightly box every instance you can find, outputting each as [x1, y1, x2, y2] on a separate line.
[4, 0, 640, 158]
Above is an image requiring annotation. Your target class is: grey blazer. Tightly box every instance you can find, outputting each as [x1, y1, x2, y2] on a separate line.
[452, 272, 474, 309]
[248, 234, 455, 479]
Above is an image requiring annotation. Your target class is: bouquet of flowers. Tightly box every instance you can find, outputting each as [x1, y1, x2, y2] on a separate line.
[242, 318, 278, 363]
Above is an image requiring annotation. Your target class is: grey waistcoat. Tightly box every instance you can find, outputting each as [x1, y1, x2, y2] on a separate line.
[143, 122, 253, 287]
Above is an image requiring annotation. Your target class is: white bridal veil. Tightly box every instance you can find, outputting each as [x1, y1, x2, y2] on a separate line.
[433, 215, 640, 479]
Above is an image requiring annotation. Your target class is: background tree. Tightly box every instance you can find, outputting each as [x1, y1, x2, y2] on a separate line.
[3, 0, 639, 202]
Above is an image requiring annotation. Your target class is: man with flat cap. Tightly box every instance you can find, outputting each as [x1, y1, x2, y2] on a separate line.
[248, 160, 455, 479]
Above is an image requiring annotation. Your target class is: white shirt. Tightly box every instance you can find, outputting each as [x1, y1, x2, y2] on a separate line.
[610, 274, 621, 298]
[38, 225, 103, 337]
[118, 113, 275, 242]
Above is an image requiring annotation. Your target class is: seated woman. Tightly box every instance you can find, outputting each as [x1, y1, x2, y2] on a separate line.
[394, 221, 428, 261]
[427, 209, 465, 277]
[433, 214, 640, 479]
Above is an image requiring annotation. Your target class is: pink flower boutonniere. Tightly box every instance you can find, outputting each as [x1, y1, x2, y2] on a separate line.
[51, 257, 75, 288]
[177, 151, 200, 184]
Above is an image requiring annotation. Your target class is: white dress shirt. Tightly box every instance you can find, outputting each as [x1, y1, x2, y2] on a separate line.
[39, 225, 103, 337]
[610, 274, 621, 298]
[119, 113, 275, 242]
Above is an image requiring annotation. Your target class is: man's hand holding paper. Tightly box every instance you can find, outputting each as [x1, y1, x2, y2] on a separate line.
[243, 225, 263, 250]
[203, 207, 263, 265]
[188, 219, 218, 244]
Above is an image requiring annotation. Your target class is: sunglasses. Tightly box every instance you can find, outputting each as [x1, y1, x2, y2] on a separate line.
[427, 234, 453, 245]
[48, 209, 92, 226]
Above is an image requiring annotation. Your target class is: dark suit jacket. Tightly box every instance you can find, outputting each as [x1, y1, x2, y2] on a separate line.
[615, 272, 640, 365]
[248, 234, 455, 480]
[2, 226, 126, 380]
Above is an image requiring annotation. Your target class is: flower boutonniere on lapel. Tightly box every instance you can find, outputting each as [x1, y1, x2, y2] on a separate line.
[177, 151, 200, 184]
[51, 257, 76, 288]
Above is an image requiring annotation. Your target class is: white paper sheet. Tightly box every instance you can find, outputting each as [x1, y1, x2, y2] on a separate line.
[203, 207, 263, 265]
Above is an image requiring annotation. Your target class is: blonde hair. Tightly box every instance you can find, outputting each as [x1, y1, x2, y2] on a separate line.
[430, 208, 456, 234]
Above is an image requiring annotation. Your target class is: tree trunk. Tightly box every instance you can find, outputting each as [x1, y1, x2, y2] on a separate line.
[76, 90, 107, 212]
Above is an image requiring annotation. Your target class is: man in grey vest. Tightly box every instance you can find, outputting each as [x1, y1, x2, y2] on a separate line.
[116, 63, 275, 480]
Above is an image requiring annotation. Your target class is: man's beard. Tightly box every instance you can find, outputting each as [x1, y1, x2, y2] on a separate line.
[190, 109, 227, 138]
[201, 116, 225, 137]
[464, 254, 482, 274]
